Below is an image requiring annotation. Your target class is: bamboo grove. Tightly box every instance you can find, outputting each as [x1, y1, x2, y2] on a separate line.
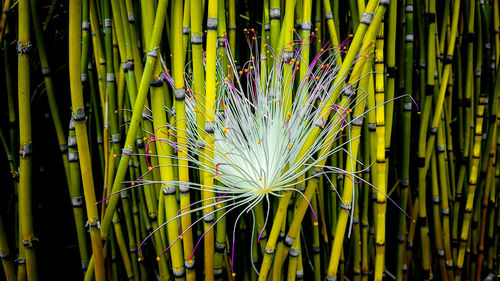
[0, 0, 499, 280]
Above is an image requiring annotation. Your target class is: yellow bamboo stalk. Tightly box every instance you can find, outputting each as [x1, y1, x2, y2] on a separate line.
[17, 1, 37, 280]
[373, 19, 387, 281]
[325, 1, 389, 278]
[202, 0, 219, 279]
[68, 1, 105, 281]
[172, 0, 195, 279]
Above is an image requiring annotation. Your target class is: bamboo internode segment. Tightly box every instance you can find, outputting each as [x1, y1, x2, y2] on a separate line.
[1, 0, 500, 280]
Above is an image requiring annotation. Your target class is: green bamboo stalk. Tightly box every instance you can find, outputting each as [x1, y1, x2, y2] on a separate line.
[124, 0, 143, 85]
[30, 0, 71, 188]
[397, 1, 413, 279]
[0, 215, 16, 281]
[111, 211, 135, 280]
[423, 0, 461, 176]
[325, 1, 388, 278]
[322, 0, 341, 54]
[299, 0, 312, 81]
[384, 0, 398, 179]
[0, 112, 16, 179]
[182, 0, 191, 59]
[453, 0, 474, 262]
[88, 62, 106, 176]
[98, 0, 169, 244]
[119, 190, 141, 281]
[101, 0, 121, 210]
[430, 152, 448, 281]
[286, 225, 300, 281]
[89, 0, 107, 113]
[415, 0, 437, 278]
[17, 1, 37, 280]
[228, 0, 236, 56]
[476, 122, 497, 280]
[68, 1, 105, 280]
[151, 61, 186, 281]
[436, 119, 454, 280]
[3, 38, 17, 173]
[67, 121, 91, 273]
[171, 0, 195, 279]
[269, 0, 280, 53]
[456, 30, 500, 281]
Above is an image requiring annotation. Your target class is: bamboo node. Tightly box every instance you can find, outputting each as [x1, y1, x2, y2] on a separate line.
[81, 21, 90, 31]
[269, 8, 281, 19]
[16, 41, 32, 54]
[203, 212, 215, 223]
[68, 151, 79, 162]
[59, 144, 68, 153]
[265, 245, 275, 254]
[301, 21, 312, 31]
[174, 88, 186, 101]
[325, 12, 333, 20]
[122, 146, 133, 155]
[122, 60, 134, 72]
[207, 17, 218, 30]
[127, 13, 135, 23]
[179, 183, 189, 194]
[284, 235, 294, 247]
[215, 241, 225, 252]
[205, 121, 215, 134]
[360, 13, 373, 26]
[41, 67, 51, 76]
[289, 247, 299, 257]
[85, 220, 101, 229]
[68, 136, 77, 148]
[150, 77, 163, 87]
[147, 49, 158, 58]
[326, 275, 336, 281]
[72, 108, 87, 122]
[111, 134, 121, 144]
[172, 267, 186, 277]
[19, 143, 33, 158]
[162, 185, 176, 195]
[104, 18, 112, 28]
[185, 259, 195, 269]
[71, 197, 83, 207]
[380, 0, 390, 7]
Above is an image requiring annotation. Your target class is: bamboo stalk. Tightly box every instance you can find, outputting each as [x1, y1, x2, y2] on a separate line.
[325, 2, 388, 278]
[67, 121, 91, 273]
[68, 1, 106, 280]
[373, 18, 386, 281]
[17, 1, 37, 280]
[202, 0, 219, 279]
[0, 215, 16, 281]
[98, 0, 169, 243]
